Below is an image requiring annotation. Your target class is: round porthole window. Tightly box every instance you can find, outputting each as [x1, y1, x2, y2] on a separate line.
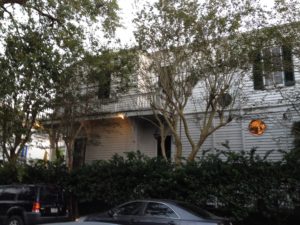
[248, 119, 267, 136]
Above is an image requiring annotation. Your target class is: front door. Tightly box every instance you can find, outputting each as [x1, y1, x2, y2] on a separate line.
[157, 136, 171, 160]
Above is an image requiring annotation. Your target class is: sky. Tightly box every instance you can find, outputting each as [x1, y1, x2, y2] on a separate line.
[115, 0, 275, 46]
[0, 0, 277, 50]
[115, 0, 141, 45]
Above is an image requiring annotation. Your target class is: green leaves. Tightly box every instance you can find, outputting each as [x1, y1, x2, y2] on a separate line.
[1, 0, 120, 55]
[0, 150, 299, 224]
[84, 48, 138, 93]
[0, 0, 121, 164]
[0, 29, 62, 162]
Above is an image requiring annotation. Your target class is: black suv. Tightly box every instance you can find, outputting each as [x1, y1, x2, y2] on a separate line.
[0, 184, 69, 225]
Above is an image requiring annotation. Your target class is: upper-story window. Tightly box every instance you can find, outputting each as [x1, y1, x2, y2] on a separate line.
[98, 73, 111, 99]
[253, 45, 295, 90]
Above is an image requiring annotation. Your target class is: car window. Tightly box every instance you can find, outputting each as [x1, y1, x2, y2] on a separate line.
[175, 202, 217, 219]
[0, 187, 18, 201]
[40, 186, 63, 203]
[0, 188, 3, 200]
[115, 202, 143, 216]
[18, 186, 36, 201]
[145, 202, 178, 218]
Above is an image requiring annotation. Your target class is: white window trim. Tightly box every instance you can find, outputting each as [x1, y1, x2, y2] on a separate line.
[261, 46, 285, 88]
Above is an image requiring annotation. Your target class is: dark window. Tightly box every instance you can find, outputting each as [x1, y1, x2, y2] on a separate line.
[157, 136, 171, 160]
[282, 45, 295, 86]
[0, 187, 18, 201]
[144, 202, 178, 218]
[253, 45, 294, 90]
[18, 187, 36, 201]
[175, 202, 217, 219]
[115, 202, 143, 216]
[98, 73, 111, 99]
[40, 186, 63, 203]
[73, 138, 87, 169]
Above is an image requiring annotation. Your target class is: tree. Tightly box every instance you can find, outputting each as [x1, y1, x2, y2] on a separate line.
[46, 48, 138, 171]
[0, 29, 60, 164]
[0, 0, 119, 44]
[134, 0, 300, 164]
[0, 0, 120, 164]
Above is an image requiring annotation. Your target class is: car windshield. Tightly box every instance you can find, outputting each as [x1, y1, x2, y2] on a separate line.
[175, 202, 218, 219]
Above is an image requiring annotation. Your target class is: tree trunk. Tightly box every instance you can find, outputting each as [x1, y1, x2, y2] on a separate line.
[49, 131, 57, 161]
[173, 135, 183, 165]
[187, 136, 206, 162]
[159, 127, 168, 160]
[8, 149, 18, 164]
[66, 141, 74, 172]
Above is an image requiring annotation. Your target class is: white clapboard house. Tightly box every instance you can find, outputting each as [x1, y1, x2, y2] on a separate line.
[63, 42, 299, 167]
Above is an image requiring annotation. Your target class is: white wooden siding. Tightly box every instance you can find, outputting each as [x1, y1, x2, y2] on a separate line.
[240, 55, 300, 109]
[85, 118, 136, 162]
[213, 119, 243, 152]
[178, 108, 298, 160]
[180, 114, 214, 158]
[184, 55, 300, 114]
[173, 53, 300, 160]
[83, 52, 299, 162]
[135, 119, 157, 158]
[85, 117, 157, 162]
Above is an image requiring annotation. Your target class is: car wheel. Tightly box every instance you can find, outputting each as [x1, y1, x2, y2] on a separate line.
[7, 216, 24, 225]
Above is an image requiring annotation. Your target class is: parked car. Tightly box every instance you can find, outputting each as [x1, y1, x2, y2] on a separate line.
[0, 184, 69, 225]
[83, 199, 231, 225]
[42, 222, 120, 225]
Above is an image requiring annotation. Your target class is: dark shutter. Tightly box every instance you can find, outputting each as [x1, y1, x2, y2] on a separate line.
[252, 51, 264, 90]
[282, 45, 295, 86]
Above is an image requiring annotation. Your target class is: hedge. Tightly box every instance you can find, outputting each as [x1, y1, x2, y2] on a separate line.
[0, 149, 299, 225]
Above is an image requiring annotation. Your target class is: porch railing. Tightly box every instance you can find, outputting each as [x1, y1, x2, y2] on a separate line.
[38, 88, 159, 120]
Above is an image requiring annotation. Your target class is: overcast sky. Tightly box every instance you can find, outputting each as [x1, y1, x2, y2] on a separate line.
[115, 0, 140, 46]
[115, 0, 275, 46]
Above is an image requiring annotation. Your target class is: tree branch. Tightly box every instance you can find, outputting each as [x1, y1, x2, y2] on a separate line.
[0, 5, 22, 36]
[1, 0, 28, 6]
[30, 5, 62, 25]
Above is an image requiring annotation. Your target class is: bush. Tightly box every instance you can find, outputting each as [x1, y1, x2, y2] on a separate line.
[0, 149, 299, 225]
[0, 160, 68, 185]
[69, 150, 300, 225]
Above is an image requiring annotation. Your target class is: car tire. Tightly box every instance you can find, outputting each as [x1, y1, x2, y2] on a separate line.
[7, 216, 24, 225]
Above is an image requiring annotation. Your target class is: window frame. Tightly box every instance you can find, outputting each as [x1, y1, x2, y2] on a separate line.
[113, 201, 144, 216]
[143, 201, 180, 219]
[261, 46, 285, 87]
[252, 45, 295, 90]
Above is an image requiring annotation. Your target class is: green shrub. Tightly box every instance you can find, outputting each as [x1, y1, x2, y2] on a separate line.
[0, 149, 299, 225]
[0, 160, 68, 185]
[69, 150, 300, 224]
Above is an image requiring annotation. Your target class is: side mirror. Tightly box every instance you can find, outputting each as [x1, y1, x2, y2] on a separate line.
[108, 210, 113, 217]
[108, 209, 117, 217]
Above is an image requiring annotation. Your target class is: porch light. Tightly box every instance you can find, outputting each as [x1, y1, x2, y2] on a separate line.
[33, 121, 43, 130]
[117, 113, 125, 119]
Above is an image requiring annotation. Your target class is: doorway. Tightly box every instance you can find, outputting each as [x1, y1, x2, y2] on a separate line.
[157, 135, 171, 160]
[73, 138, 87, 168]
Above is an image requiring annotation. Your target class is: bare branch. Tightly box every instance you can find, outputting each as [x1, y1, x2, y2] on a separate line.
[30, 5, 62, 25]
[1, 0, 28, 6]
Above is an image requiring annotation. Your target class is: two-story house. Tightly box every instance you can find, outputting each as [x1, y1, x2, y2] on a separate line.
[65, 42, 299, 166]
